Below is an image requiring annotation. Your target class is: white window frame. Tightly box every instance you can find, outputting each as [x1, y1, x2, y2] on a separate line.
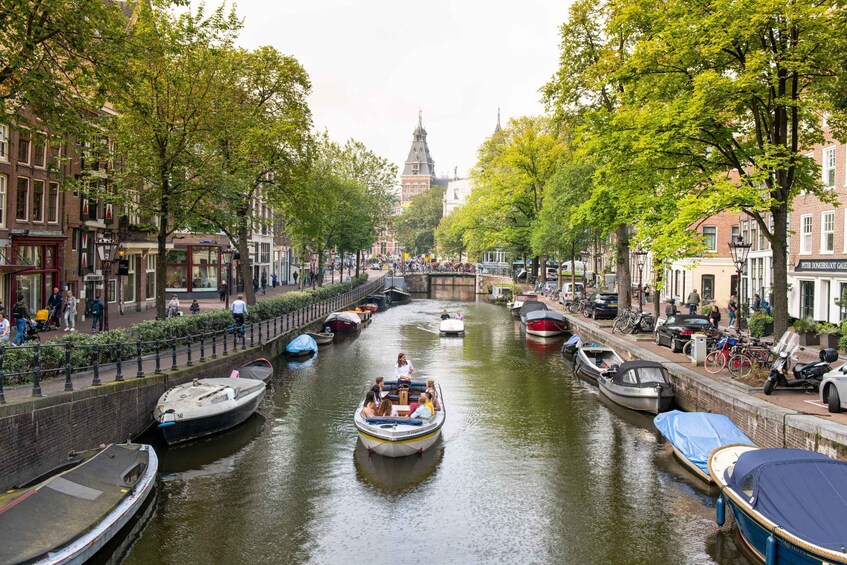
[0, 125, 8, 162]
[800, 214, 813, 254]
[702, 225, 717, 252]
[822, 211, 835, 253]
[0, 174, 6, 228]
[824, 146, 836, 189]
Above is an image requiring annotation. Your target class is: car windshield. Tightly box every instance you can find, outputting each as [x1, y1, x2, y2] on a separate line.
[680, 318, 710, 326]
[599, 294, 617, 300]
[637, 367, 668, 384]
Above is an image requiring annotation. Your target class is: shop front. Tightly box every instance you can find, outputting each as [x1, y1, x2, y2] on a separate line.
[165, 245, 221, 295]
[10, 237, 64, 314]
[789, 259, 847, 323]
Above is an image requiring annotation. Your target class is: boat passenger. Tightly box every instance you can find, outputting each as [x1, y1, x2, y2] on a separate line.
[407, 396, 421, 416]
[426, 379, 440, 411]
[395, 353, 414, 382]
[440, 309, 450, 320]
[370, 377, 385, 406]
[361, 391, 378, 419]
[408, 392, 432, 419]
[377, 398, 393, 417]
[455, 311, 463, 321]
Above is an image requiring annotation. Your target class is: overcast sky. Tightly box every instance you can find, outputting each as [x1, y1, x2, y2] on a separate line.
[233, 0, 572, 181]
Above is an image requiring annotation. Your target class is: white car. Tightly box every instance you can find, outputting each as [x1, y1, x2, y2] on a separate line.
[820, 364, 847, 413]
[557, 282, 585, 305]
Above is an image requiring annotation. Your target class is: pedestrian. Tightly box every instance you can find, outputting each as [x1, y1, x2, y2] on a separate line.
[271, 273, 277, 288]
[89, 294, 104, 332]
[189, 299, 200, 314]
[218, 281, 228, 302]
[261, 273, 267, 295]
[11, 294, 30, 346]
[752, 293, 762, 312]
[63, 290, 77, 332]
[0, 312, 9, 345]
[47, 287, 63, 329]
[167, 295, 180, 318]
[728, 294, 738, 329]
[686, 289, 700, 315]
[231, 293, 248, 327]
[293, 271, 299, 286]
[665, 298, 678, 317]
[709, 304, 721, 330]
[252, 277, 259, 294]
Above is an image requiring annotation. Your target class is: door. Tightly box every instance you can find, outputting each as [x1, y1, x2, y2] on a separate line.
[701, 275, 715, 301]
[800, 281, 815, 319]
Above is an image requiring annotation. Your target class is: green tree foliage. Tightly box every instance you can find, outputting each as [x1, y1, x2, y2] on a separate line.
[394, 186, 445, 256]
[435, 209, 469, 261]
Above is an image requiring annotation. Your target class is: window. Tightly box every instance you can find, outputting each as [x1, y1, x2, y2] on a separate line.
[750, 223, 758, 251]
[824, 146, 836, 188]
[16, 177, 28, 220]
[72, 228, 78, 251]
[731, 225, 739, 242]
[17, 130, 30, 164]
[0, 174, 5, 227]
[702, 275, 715, 301]
[822, 211, 835, 253]
[261, 243, 271, 263]
[800, 280, 815, 319]
[146, 254, 156, 299]
[33, 134, 46, 168]
[800, 214, 812, 254]
[48, 143, 61, 171]
[32, 180, 44, 222]
[47, 182, 59, 223]
[124, 256, 136, 303]
[0, 125, 7, 162]
[702, 226, 717, 252]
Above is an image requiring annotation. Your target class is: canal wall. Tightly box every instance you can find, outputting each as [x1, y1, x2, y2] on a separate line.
[0, 309, 363, 491]
[567, 315, 847, 460]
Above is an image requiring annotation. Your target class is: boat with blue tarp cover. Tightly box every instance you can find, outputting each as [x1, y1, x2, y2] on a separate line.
[354, 379, 445, 457]
[286, 334, 318, 357]
[654, 410, 753, 483]
[709, 445, 847, 564]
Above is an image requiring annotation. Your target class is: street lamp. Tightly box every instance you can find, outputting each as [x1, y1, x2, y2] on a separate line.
[729, 234, 752, 331]
[94, 237, 119, 331]
[633, 248, 648, 312]
[222, 247, 235, 310]
[579, 250, 590, 286]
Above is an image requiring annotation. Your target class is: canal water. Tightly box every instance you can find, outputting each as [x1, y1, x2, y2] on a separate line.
[126, 299, 751, 564]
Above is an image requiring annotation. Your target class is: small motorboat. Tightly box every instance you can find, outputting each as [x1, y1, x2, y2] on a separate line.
[596, 360, 675, 414]
[509, 293, 538, 317]
[439, 318, 465, 336]
[306, 331, 335, 345]
[354, 308, 372, 322]
[325, 311, 361, 333]
[154, 377, 267, 444]
[524, 309, 569, 337]
[354, 380, 445, 457]
[386, 286, 412, 304]
[561, 334, 583, 358]
[519, 300, 549, 323]
[0, 443, 157, 565]
[286, 334, 318, 357]
[359, 303, 378, 313]
[234, 358, 274, 383]
[574, 345, 624, 385]
[710, 445, 847, 564]
[490, 284, 513, 304]
[366, 294, 389, 311]
[654, 410, 753, 483]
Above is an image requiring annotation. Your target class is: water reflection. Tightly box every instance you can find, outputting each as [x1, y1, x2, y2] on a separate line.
[525, 333, 566, 355]
[353, 441, 443, 495]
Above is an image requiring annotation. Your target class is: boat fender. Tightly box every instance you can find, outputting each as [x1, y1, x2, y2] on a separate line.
[715, 495, 725, 526]
[765, 532, 777, 565]
[157, 421, 176, 428]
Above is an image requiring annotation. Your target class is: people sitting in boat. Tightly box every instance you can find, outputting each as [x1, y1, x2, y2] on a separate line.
[426, 379, 441, 411]
[395, 352, 414, 382]
[440, 309, 450, 320]
[377, 398, 393, 417]
[407, 395, 421, 416]
[370, 377, 385, 406]
[361, 391, 378, 419]
[455, 311, 463, 321]
[408, 392, 432, 419]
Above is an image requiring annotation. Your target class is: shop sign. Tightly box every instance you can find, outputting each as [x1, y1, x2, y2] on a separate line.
[795, 259, 847, 272]
[199, 239, 217, 244]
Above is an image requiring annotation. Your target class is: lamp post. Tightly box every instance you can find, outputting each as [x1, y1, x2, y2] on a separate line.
[94, 237, 119, 331]
[633, 249, 648, 312]
[729, 234, 752, 331]
[222, 247, 235, 310]
[580, 250, 590, 287]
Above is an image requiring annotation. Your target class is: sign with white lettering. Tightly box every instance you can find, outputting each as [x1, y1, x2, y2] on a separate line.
[795, 259, 847, 272]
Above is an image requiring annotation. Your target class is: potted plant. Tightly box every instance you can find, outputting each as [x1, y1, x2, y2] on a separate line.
[792, 317, 819, 346]
[748, 310, 774, 338]
[817, 322, 841, 349]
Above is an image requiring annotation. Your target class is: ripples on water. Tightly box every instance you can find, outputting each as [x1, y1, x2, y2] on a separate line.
[125, 298, 746, 564]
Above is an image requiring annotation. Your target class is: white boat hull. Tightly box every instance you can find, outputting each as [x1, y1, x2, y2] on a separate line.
[357, 428, 443, 457]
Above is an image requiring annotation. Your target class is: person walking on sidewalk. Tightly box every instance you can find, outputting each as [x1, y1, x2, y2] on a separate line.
[686, 289, 700, 315]
[261, 272, 267, 295]
[252, 277, 259, 294]
[293, 271, 299, 287]
[0, 312, 9, 345]
[89, 295, 104, 332]
[218, 281, 228, 302]
[63, 290, 78, 332]
[231, 293, 248, 328]
[728, 295, 738, 329]
[47, 287, 63, 329]
[11, 295, 30, 346]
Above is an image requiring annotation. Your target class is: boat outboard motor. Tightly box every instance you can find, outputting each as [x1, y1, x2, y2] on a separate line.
[764, 347, 837, 395]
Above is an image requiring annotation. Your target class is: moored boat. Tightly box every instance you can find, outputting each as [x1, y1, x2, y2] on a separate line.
[354, 380, 445, 457]
[154, 377, 267, 444]
[525, 309, 569, 337]
[360, 303, 378, 313]
[709, 445, 847, 564]
[597, 360, 674, 414]
[386, 286, 412, 304]
[354, 308, 372, 322]
[285, 334, 319, 357]
[0, 443, 158, 565]
[509, 293, 538, 317]
[234, 358, 274, 383]
[561, 334, 583, 358]
[325, 311, 361, 333]
[439, 318, 465, 336]
[519, 300, 549, 323]
[654, 410, 754, 483]
[306, 331, 335, 345]
[366, 294, 388, 311]
[574, 345, 624, 385]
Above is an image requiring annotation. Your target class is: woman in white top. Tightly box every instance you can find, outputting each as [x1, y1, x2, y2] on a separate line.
[395, 352, 414, 381]
[167, 295, 180, 318]
[0, 312, 9, 343]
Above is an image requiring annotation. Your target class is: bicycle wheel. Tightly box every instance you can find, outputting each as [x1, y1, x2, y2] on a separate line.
[568, 301, 580, 314]
[704, 351, 727, 374]
[727, 353, 753, 378]
[612, 317, 630, 334]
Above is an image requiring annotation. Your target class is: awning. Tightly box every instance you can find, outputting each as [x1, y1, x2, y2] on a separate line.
[0, 265, 36, 275]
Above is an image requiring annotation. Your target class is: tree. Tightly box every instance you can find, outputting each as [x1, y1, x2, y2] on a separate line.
[435, 208, 469, 261]
[111, 3, 241, 317]
[394, 186, 444, 256]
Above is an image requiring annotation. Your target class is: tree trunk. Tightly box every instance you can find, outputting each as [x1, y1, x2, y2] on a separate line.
[570, 241, 576, 294]
[615, 225, 632, 309]
[771, 206, 789, 337]
[237, 220, 255, 305]
[653, 266, 663, 318]
[317, 246, 324, 288]
[356, 249, 361, 278]
[155, 178, 170, 320]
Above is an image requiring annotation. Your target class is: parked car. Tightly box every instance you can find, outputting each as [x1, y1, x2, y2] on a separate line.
[654, 315, 718, 353]
[545, 267, 558, 280]
[820, 363, 847, 413]
[558, 282, 586, 305]
[583, 292, 618, 319]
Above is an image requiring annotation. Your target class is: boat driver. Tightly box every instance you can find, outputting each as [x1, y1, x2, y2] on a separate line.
[395, 353, 414, 382]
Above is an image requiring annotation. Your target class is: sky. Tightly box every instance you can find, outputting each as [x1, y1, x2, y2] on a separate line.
[232, 0, 573, 181]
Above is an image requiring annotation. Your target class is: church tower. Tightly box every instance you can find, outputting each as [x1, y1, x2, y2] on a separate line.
[400, 111, 436, 206]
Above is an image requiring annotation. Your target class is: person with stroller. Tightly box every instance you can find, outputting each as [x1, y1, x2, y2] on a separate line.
[11, 295, 31, 346]
[47, 287, 63, 330]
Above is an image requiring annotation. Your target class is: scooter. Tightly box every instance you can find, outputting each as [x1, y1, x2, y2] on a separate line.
[631, 311, 655, 334]
[763, 331, 836, 395]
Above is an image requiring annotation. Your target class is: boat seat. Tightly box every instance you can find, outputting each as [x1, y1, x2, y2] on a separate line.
[365, 417, 424, 426]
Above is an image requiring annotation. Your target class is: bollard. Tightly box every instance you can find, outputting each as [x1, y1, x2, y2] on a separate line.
[250, 323, 255, 347]
[115, 342, 124, 381]
[274, 317, 278, 337]
[171, 338, 177, 371]
[0, 347, 5, 404]
[258, 321, 262, 345]
[186, 337, 193, 367]
[211, 332, 217, 359]
[241, 328, 246, 351]
[223, 329, 229, 356]
[200, 336, 206, 362]
[64, 343, 73, 391]
[155, 340, 162, 374]
[136, 340, 144, 378]
[233, 327, 238, 351]
[91, 343, 100, 386]
[29, 343, 42, 397]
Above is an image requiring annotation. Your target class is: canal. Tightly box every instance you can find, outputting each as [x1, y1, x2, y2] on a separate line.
[126, 299, 751, 564]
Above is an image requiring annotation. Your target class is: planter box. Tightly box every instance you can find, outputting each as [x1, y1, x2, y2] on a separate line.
[798, 331, 819, 346]
[819, 333, 840, 349]
[762, 321, 774, 337]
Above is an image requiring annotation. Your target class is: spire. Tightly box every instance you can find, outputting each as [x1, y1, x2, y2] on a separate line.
[494, 107, 502, 134]
[403, 111, 435, 177]
[413, 109, 426, 141]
